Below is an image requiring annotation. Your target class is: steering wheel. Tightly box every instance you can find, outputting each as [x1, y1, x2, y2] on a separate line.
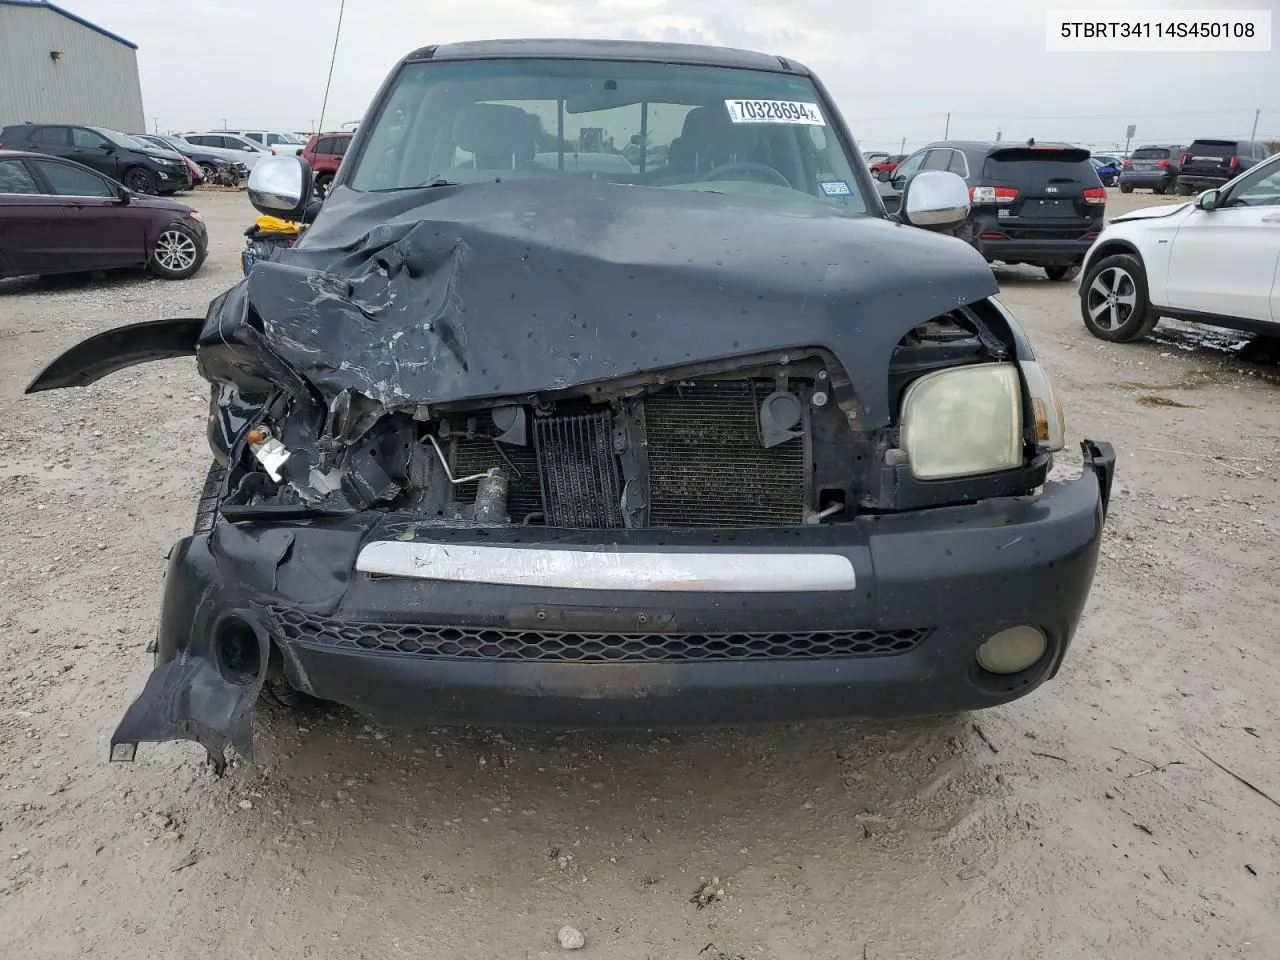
[700, 161, 791, 188]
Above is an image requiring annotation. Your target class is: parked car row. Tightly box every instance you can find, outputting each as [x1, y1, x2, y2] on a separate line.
[1119, 139, 1271, 195]
[0, 123, 193, 195]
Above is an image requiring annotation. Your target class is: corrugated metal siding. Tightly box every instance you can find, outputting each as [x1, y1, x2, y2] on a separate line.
[0, 5, 145, 132]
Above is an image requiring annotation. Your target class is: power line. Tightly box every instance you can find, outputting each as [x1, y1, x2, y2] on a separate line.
[318, 0, 347, 134]
[845, 108, 1277, 123]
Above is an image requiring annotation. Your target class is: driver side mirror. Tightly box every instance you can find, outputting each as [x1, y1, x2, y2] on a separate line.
[1196, 189, 1221, 211]
[874, 168, 891, 182]
[899, 170, 970, 232]
[247, 155, 313, 220]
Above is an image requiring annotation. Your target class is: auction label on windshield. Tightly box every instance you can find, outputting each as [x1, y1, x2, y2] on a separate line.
[724, 100, 826, 125]
[1046, 9, 1270, 51]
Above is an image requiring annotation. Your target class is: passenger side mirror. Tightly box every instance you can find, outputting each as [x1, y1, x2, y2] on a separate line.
[899, 170, 970, 232]
[874, 168, 891, 182]
[247, 155, 313, 220]
[1196, 189, 1221, 211]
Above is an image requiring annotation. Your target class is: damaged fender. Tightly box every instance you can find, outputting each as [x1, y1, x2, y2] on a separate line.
[25, 317, 204, 393]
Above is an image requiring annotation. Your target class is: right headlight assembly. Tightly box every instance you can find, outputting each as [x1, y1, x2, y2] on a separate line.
[900, 363, 1023, 480]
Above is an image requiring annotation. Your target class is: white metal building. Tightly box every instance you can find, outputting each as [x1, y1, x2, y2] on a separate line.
[0, 0, 145, 133]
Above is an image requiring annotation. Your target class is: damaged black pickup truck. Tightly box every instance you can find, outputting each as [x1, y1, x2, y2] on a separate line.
[28, 39, 1114, 771]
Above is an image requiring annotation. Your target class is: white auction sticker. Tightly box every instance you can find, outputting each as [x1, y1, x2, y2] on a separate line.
[724, 99, 825, 125]
[1046, 9, 1271, 52]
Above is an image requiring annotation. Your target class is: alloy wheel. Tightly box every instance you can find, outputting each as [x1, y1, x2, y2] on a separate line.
[154, 229, 198, 273]
[1085, 267, 1137, 331]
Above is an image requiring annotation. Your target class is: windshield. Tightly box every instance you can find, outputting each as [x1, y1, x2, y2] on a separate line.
[268, 132, 304, 145]
[348, 58, 866, 214]
[98, 129, 149, 150]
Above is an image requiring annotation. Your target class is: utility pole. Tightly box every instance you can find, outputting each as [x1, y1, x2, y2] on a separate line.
[152, 116, 158, 134]
[1251, 108, 1261, 140]
[221, 118, 228, 130]
[944, 112, 950, 139]
[899, 136, 906, 154]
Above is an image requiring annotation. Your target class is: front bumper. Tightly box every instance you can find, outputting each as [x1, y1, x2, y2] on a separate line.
[155, 166, 192, 192]
[111, 441, 1115, 768]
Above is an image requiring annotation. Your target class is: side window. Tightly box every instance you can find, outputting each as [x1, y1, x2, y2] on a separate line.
[1226, 163, 1280, 207]
[72, 128, 108, 149]
[922, 149, 950, 171]
[315, 137, 333, 154]
[892, 151, 927, 181]
[0, 159, 41, 194]
[187, 135, 209, 146]
[947, 150, 970, 177]
[244, 132, 264, 144]
[31, 160, 115, 197]
[333, 137, 350, 157]
[34, 126, 71, 146]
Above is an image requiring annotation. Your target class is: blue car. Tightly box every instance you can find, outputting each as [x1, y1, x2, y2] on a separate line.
[1090, 156, 1121, 186]
[131, 134, 247, 183]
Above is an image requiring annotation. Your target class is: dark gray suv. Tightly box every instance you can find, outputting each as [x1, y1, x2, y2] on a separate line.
[1118, 144, 1186, 194]
[1176, 139, 1271, 194]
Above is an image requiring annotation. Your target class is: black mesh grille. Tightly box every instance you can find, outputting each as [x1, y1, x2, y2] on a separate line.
[534, 409, 624, 528]
[645, 380, 805, 527]
[453, 437, 542, 523]
[267, 607, 929, 663]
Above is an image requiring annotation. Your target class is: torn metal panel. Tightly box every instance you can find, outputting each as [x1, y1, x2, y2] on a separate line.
[25, 318, 203, 393]
[229, 179, 997, 427]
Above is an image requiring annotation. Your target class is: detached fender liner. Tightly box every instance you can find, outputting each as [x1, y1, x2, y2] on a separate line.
[25, 317, 203, 393]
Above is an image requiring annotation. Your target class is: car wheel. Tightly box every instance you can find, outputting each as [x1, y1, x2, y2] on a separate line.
[149, 222, 204, 280]
[1175, 182, 1194, 196]
[123, 167, 157, 194]
[313, 173, 333, 199]
[1080, 254, 1157, 343]
[1044, 265, 1078, 282]
[199, 162, 217, 180]
[1119, 182, 1134, 194]
[193, 460, 225, 534]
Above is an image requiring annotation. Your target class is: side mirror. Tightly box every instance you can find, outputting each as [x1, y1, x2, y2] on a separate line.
[874, 168, 890, 182]
[115, 186, 131, 204]
[1196, 189, 1221, 211]
[247, 155, 313, 220]
[899, 170, 970, 231]
[302, 198, 324, 224]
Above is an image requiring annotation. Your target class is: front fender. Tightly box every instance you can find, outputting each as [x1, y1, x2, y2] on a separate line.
[25, 317, 204, 393]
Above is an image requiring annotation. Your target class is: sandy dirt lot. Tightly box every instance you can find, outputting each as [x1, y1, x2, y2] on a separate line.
[1, 187, 1277, 960]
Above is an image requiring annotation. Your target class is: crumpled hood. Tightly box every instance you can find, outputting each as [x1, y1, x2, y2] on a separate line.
[223, 179, 997, 427]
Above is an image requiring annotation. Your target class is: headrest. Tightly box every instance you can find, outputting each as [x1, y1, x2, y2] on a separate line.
[452, 103, 535, 164]
[678, 105, 761, 160]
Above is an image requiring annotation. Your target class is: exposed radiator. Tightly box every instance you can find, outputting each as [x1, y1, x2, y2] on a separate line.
[534, 408, 625, 528]
[645, 380, 806, 527]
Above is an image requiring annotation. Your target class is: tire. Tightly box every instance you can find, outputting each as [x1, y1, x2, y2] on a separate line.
[149, 221, 205, 279]
[313, 173, 333, 199]
[1044, 265, 1078, 282]
[1119, 182, 1134, 194]
[1175, 182, 1194, 196]
[1080, 253, 1158, 343]
[123, 167, 157, 194]
[198, 162, 217, 180]
[1153, 183, 1166, 195]
[193, 460, 226, 534]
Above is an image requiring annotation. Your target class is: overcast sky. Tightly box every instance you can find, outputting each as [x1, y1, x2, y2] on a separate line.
[68, 0, 1279, 151]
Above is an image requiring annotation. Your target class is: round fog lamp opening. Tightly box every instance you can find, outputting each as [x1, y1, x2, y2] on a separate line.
[976, 626, 1048, 675]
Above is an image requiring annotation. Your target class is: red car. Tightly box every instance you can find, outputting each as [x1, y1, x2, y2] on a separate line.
[870, 154, 907, 175]
[0, 150, 207, 280]
[300, 131, 352, 197]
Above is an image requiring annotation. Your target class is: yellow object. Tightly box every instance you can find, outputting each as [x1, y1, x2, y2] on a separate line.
[254, 215, 300, 234]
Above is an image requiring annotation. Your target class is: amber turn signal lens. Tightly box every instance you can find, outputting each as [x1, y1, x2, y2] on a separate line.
[247, 427, 270, 445]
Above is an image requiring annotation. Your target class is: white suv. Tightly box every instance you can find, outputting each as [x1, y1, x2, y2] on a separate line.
[1079, 151, 1280, 341]
[227, 130, 306, 156]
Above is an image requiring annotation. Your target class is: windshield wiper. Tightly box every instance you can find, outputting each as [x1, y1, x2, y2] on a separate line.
[415, 177, 461, 188]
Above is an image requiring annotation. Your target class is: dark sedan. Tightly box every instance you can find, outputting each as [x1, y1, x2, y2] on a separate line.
[0, 150, 207, 280]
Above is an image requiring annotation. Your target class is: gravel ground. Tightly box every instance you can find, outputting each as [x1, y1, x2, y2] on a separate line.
[1, 187, 1278, 960]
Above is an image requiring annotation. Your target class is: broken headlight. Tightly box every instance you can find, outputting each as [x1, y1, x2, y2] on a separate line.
[900, 363, 1022, 480]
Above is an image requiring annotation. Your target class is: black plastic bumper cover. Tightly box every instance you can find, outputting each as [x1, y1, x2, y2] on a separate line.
[110, 441, 1116, 769]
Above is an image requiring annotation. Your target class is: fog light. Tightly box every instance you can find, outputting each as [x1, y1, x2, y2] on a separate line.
[976, 626, 1047, 674]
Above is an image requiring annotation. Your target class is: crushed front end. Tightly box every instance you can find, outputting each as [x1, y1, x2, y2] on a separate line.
[28, 183, 1114, 770]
